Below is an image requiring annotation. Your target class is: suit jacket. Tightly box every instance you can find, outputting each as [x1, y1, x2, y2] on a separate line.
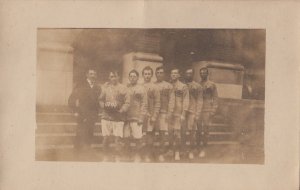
[68, 80, 101, 118]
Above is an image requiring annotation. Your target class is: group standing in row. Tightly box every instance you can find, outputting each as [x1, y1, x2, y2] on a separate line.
[68, 66, 218, 162]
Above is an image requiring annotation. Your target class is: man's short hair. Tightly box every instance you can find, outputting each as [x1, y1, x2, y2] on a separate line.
[199, 67, 209, 73]
[185, 68, 194, 73]
[86, 68, 97, 74]
[108, 70, 119, 77]
[155, 66, 165, 73]
[129, 69, 139, 77]
[170, 68, 180, 74]
[142, 66, 153, 75]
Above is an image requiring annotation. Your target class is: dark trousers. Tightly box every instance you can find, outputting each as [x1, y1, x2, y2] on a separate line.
[75, 114, 97, 150]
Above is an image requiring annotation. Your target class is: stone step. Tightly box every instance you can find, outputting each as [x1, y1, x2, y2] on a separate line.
[36, 111, 230, 129]
[208, 141, 239, 145]
[209, 123, 232, 132]
[36, 122, 233, 133]
[36, 123, 233, 133]
[36, 106, 72, 113]
[209, 132, 236, 141]
[35, 131, 235, 137]
[36, 132, 102, 137]
[36, 144, 75, 150]
[36, 126, 102, 134]
[36, 113, 102, 123]
[35, 131, 237, 146]
[36, 136, 76, 145]
[36, 141, 240, 150]
[36, 123, 102, 133]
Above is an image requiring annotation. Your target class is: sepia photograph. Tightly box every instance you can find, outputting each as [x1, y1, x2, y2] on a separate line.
[36, 28, 265, 164]
[2, 1, 300, 189]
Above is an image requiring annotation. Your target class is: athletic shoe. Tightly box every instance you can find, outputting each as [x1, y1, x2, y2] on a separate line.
[188, 152, 194, 160]
[199, 150, 206, 158]
[144, 155, 151, 163]
[133, 154, 142, 163]
[102, 155, 109, 162]
[114, 155, 121, 162]
[174, 151, 180, 161]
[158, 154, 165, 162]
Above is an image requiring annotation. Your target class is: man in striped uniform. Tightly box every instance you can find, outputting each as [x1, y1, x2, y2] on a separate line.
[169, 68, 189, 161]
[141, 66, 160, 162]
[124, 69, 147, 162]
[99, 71, 130, 161]
[183, 68, 203, 160]
[154, 66, 174, 162]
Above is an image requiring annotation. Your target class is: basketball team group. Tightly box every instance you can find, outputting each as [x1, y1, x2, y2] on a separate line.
[68, 66, 218, 162]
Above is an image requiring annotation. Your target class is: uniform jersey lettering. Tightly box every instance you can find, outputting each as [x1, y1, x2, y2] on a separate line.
[161, 88, 169, 96]
[175, 89, 184, 97]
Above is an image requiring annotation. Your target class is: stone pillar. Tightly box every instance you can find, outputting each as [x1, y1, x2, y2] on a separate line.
[122, 52, 163, 84]
[37, 42, 74, 106]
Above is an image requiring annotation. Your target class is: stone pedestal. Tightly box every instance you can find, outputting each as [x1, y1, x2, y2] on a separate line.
[193, 61, 244, 99]
[37, 42, 73, 105]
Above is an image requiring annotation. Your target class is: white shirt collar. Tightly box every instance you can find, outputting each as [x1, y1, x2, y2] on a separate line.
[87, 79, 94, 88]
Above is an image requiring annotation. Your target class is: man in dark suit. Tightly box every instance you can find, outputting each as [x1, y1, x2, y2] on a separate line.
[68, 69, 101, 151]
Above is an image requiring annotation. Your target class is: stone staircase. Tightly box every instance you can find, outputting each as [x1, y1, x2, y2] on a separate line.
[35, 98, 264, 163]
[36, 106, 239, 151]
